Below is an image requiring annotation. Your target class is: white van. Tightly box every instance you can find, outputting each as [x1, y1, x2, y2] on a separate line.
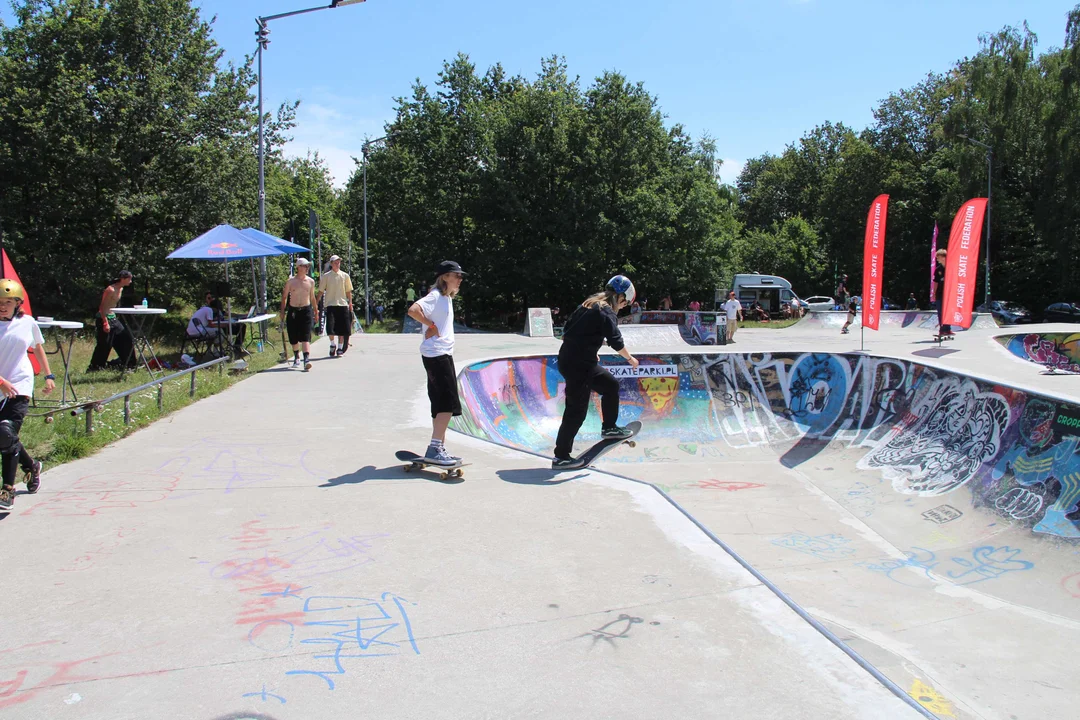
[730, 273, 801, 314]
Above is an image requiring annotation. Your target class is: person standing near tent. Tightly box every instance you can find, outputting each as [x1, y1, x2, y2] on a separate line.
[552, 275, 639, 468]
[87, 270, 134, 371]
[279, 258, 318, 371]
[406, 261, 466, 466]
[318, 255, 354, 357]
[0, 280, 52, 510]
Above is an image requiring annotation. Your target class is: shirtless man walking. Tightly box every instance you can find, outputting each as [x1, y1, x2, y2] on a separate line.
[279, 258, 319, 371]
[87, 270, 134, 372]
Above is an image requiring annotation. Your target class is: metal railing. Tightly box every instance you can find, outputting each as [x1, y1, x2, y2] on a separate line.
[69, 356, 229, 433]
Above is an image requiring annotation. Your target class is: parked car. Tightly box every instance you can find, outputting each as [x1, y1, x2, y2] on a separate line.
[1043, 303, 1080, 323]
[803, 295, 835, 312]
[975, 300, 1033, 325]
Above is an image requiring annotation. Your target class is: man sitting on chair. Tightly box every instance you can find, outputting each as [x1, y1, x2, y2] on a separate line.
[188, 293, 245, 353]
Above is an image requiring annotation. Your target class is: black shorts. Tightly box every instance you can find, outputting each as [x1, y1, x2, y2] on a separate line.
[286, 305, 313, 345]
[422, 354, 461, 418]
[325, 306, 351, 337]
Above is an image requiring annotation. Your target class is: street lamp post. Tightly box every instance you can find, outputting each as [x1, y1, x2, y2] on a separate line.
[959, 134, 993, 306]
[361, 136, 387, 326]
[255, 0, 367, 311]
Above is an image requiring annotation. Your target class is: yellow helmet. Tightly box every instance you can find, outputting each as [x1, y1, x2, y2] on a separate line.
[0, 279, 25, 302]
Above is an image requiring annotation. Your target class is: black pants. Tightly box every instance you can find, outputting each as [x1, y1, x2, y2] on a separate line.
[422, 354, 461, 417]
[325, 306, 352, 350]
[0, 397, 34, 487]
[286, 306, 313, 345]
[88, 315, 134, 371]
[935, 300, 951, 334]
[554, 356, 620, 460]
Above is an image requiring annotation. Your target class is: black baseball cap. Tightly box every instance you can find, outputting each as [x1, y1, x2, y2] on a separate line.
[435, 260, 467, 277]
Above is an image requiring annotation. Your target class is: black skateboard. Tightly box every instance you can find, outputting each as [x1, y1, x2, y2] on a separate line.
[557, 421, 641, 471]
[396, 450, 468, 481]
[932, 334, 956, 342]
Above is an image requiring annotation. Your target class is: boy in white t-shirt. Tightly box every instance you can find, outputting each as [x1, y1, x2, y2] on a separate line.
[722, 291, 743, 343]
[0, 280, 54, 510]
[406, 261, 466, 467]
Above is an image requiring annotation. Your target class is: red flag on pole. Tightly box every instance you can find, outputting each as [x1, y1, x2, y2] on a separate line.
[861, 194, 889, 331]
[941, 198, 988, 329]
[929, 223, 938, 305]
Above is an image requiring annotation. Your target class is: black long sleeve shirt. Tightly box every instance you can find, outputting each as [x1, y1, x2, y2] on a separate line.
[559, 303, 624, 362]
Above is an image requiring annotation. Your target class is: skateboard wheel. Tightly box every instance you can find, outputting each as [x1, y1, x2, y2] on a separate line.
[403, 465, 413, 473]
[626, 441, 636, 448]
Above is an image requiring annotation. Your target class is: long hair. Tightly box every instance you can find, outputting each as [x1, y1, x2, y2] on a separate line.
[435, 275, 460, 298]
[583, 289, 620, 310]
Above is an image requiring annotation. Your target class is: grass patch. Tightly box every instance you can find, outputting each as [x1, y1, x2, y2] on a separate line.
[21, 330, 285, 470]
[362, 319, 402, 334]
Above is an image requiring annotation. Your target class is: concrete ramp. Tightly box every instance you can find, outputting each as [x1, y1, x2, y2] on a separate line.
[454, 351, 1080, 720]
[618, 323, 691, 346]
[799, 311, 997, 332]
[997, 331, 1080, 373]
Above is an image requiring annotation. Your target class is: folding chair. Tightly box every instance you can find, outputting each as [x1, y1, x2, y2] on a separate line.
[180, 317, 219, 362]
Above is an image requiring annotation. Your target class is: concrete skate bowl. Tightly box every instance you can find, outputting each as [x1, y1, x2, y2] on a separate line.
[619, 310, 720, 344]
[453, 351, 1080, 719]
[996, 331, 1080, 373]
[617, 323, 690, 347]
[799, 311, 997, 332]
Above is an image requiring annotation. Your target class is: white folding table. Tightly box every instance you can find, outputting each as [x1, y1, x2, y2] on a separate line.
[34, 318, 84, 405]
[112, 307, 168, 376]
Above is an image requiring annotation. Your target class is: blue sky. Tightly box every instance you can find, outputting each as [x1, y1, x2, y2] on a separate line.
[7, 1, 1076, 186]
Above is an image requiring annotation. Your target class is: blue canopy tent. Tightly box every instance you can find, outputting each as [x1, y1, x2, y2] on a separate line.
[240, 227, 308, 254]
[167, 224, 285, 348]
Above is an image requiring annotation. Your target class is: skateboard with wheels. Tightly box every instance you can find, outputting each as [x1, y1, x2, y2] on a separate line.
[396, 450, 469, 481]
[277, 320, 289, 362]
[932, 334, 956, 343]
[1043, 366, 1080, 375]
[557, 421, 642, 471]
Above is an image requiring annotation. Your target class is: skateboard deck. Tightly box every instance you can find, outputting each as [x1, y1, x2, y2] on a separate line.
[1043, 366, 1080, 375]
[396, 450, 468, 481]
[558, 421, 642, 471]
[932, 334, 956, 342]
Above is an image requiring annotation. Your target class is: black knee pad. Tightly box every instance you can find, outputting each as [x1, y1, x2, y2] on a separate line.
[0, 419, 19, 453]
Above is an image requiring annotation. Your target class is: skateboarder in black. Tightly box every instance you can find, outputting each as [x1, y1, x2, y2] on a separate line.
[407, 260, 466, 466]
[552, 275, 639, 468]
[933, 249, 953, 337]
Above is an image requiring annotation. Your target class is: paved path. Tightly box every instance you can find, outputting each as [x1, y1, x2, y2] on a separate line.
[4, 333, 924, 720]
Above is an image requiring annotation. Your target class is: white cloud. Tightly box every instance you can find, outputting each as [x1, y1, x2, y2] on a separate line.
[280, 90, 395, 188]
[717, 157, 746, 186]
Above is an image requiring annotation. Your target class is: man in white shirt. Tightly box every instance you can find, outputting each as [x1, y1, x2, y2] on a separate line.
[722, 290, 743, 344]
[406, 260, 466, 467]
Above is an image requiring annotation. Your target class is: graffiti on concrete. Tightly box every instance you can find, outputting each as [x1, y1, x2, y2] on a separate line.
[454, 352, 1080, 538]
[998, 333, 1080, 373]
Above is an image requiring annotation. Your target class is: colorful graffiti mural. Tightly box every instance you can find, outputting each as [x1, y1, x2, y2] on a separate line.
[453, 352, 1080, 539]
[996, 333, 1080, 373]
[619, 311, 720, 345]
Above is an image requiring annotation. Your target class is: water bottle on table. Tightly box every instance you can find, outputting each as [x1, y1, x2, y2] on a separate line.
[142, 297, 148, 308]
